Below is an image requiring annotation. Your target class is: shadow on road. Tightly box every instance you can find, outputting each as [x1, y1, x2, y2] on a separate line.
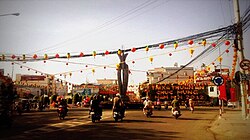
[150, 115, 172, 118]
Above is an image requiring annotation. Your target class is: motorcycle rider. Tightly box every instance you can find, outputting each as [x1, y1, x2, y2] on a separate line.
[189, 98, 194, 113]
[89, 94, 102, 117]
[112, 93, 125, 117]
[58, 99, 68, 115]
[143, 97, 153, 115]
[171, 96, 181, 114]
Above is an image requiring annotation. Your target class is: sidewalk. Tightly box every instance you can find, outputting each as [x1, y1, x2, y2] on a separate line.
[209, 109, 250, 140]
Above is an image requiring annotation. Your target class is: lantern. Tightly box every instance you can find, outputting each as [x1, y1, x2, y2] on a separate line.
[117, 49, 122, 55]
[11, 55, 16, 59]
[131, 47, 136, 52]
[159, 44, 164, 49]
[105, 50, 109, 55]
[217, 57, 223, 63]
[225, 40, 230, 46]
[22, 54, 26, 60]
[145, 46, 149, 52]
[92, 51, 96, 58]
[174, 41, 178, 49]
[44, 54, 48, 60]
[212, 43, 216, 47]
[188, 40, 193, 45]
[169, 53, 172, 56]
[202, 39, 206, 46]
[132, 60, 135, 65]
[116, 63, 120, 70]
[55, 53, 59, 58]
[189, 48, 194, 57]
[79, 52, 84, 57]
[67, 53, 70, 59]
[225, 49, 229, 53]
[149, 56, 153, 63]
[33, 54, 38, 59]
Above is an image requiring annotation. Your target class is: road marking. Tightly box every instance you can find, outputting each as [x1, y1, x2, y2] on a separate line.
[23, 112, 113, 134]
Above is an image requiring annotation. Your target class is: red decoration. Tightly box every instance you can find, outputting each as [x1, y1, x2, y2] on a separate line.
[169, 53, 172, 56]
[105, 50, 109, 55]
[11, 55, 16, 59]
[212, 43, 216, 47]
[44, 60, 46, 63]
[131, 48, 136, 52]
[132, 61, 135, 64]
[55, 54, 60, 58]
[33, 54, 38, 59]
[225, 49, 229, 53]
[85, 65, 88, 67]
[188, 40, 194, 45]
[225, 40, 230, 46]
[66, 62, 68, 65]
[159, 44, 164, 49]
[79, 52, 84, 57]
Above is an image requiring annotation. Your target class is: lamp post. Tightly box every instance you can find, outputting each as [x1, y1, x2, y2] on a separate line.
[0, 13, 20, 17]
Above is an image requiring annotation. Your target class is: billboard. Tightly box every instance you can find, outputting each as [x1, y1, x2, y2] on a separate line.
[21, 75, 46, 81]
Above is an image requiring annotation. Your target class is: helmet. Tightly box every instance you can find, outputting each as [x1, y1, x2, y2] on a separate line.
[116, 93, 120, 97]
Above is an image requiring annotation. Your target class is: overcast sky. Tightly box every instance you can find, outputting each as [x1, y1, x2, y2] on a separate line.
[0, 0, 249, 85]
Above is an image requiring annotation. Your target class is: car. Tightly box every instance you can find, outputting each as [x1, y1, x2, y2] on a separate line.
[227, 100, 236, 107]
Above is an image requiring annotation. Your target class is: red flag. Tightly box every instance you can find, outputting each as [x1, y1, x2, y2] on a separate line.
[230, 88, 236, 102]
[219, 82, 227, 101]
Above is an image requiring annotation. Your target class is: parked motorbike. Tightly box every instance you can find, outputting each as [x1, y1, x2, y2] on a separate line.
[172, 107, 181, 119]
[57, 105, 66, 120]
[90, 108, 101, 123]
[113, 110, 124, 122]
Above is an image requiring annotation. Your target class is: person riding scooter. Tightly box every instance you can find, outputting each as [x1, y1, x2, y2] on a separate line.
[112, 93, 125, 118]
[143, 97, 153, 115]
[171, 96, 181, 114]
[89, 94, 102, 117]
[57, 99, 68, 116]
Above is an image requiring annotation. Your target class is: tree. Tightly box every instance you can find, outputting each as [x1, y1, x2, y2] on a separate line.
[72, 93, 80, 105]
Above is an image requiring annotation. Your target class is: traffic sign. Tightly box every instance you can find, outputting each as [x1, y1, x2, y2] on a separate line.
[240, 59, 250, 70]
[213, 76, 224, 86]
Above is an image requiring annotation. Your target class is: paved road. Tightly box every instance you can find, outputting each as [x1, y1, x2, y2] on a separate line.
[0, 107, 222, 140]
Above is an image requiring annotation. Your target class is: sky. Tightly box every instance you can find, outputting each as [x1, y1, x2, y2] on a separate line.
[0, 0, 250, 85]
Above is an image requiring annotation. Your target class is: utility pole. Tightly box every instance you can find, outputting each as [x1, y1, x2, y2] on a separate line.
[233, 0, 248, 119]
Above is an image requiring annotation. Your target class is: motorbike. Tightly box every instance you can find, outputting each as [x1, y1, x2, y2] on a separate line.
[57, 105, 66, 120]
[90, 108, 102, 123]
[172, 107, 181, 119]
[144, 107, 153, 118]
[113, 110, 124, 122]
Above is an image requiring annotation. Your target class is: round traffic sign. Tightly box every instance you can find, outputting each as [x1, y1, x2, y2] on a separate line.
[213, 76, 224, 86]
[240, 59, 250, 70]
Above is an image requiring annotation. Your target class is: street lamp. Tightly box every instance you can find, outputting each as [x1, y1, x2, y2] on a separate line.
[0, 13, 20, 17]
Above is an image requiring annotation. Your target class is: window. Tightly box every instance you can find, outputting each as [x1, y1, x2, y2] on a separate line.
[210, 87, 214, 92]
[183, 71, 187, 76]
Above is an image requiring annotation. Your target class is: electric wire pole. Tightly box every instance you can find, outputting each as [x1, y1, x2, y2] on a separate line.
[233, 0, 248, 119]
